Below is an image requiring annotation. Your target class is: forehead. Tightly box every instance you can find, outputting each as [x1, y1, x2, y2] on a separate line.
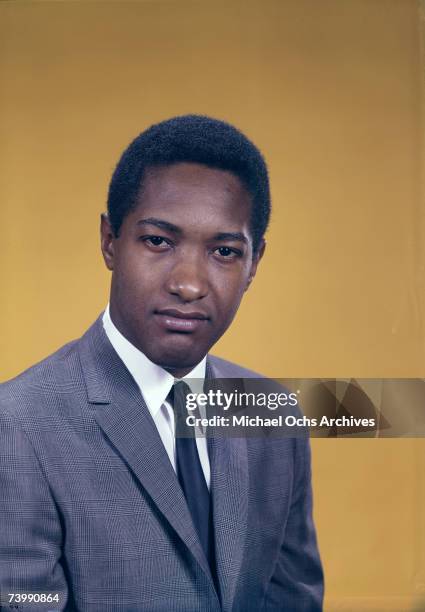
[132, 162, 252, 228]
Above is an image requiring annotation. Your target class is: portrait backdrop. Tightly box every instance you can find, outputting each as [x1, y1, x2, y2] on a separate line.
[1, 1, 424, 609]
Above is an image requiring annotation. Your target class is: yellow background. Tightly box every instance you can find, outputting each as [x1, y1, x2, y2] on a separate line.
[1, 1, 424, 609]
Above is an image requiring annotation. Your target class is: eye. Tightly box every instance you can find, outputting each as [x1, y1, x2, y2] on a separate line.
[213, 246, 241, 259]
[148, 236, 166, 246]
[142, 235, 172, 250]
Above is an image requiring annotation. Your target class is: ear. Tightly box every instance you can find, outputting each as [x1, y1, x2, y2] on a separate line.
[100, 213, 115, 271]
[245, 239, 266, 292]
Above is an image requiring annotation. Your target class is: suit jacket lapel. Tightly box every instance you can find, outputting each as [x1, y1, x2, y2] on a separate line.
[207, 359, 249, 612]
[77, 318, 215, 587]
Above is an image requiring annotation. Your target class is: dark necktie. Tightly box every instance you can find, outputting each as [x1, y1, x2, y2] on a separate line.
[168, 381, 214, 568]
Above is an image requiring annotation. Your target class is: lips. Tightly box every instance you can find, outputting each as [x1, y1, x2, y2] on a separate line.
[154, 308, 209, 333]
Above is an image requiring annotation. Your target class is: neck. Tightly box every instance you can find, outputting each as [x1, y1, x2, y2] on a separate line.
[163, 365, 198, 379]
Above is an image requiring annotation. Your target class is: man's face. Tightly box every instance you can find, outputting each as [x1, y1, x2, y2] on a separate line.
[101, 162, 264, 377]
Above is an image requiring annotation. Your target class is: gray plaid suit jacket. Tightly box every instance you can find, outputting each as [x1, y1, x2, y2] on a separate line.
[0, 317, 323, 611]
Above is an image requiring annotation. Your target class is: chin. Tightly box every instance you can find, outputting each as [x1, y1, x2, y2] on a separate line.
[146, 344, 206, 372]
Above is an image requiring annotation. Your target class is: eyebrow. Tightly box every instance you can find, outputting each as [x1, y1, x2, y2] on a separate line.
[136, 218, 181, 234]
[136, 218, 248, 244]
[213, 232, 248, 244]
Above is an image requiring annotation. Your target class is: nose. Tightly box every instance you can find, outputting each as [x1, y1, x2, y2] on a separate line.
[165, 255, 209, 303]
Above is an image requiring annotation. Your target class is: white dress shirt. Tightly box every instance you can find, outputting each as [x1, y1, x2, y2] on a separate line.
[102, 305, 210, 489]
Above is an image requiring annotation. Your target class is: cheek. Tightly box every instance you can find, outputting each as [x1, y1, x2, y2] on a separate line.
[215, 273, 249, 317]
[113, 256, 157, 303]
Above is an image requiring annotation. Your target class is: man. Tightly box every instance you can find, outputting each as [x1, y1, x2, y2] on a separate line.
[0, 115, 323, 611]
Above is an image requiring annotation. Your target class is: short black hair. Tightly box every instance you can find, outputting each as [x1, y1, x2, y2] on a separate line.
[107, 114, 270, 252]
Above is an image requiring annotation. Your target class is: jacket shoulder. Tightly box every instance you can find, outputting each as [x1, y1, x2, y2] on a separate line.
[0, 338, 83, 415]
[208, 354, 266, 379]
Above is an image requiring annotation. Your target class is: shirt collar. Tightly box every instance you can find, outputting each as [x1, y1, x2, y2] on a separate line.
[102, 305, 206, 418]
